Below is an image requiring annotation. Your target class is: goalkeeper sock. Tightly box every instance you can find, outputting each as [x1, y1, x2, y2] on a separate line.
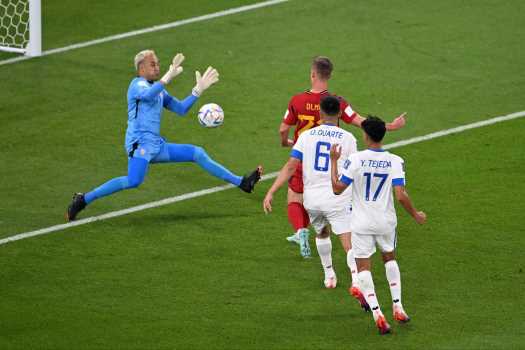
[85, 157, 148, 204]
[385, 260, 402, 305]
[85, 177, 128, 204]
[193, 147, 242, 186]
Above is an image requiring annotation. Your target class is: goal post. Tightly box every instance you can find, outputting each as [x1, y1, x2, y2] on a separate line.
[0, 0, 41, 56]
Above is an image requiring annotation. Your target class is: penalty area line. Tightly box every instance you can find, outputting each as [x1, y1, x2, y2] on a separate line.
[1, 109, 524, 246]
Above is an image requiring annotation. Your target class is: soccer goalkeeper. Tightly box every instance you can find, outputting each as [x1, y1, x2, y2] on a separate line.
[66, 50, 262, 221]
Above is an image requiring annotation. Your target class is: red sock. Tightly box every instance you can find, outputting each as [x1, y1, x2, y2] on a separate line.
[287, 202, 310, 231]
[302, 204, 310, 228]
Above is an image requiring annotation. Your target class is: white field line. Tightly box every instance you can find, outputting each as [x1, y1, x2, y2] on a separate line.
[1, 110, 524, 246]
[0, 0, 289, 66]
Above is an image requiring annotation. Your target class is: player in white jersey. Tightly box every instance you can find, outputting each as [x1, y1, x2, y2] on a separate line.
[263, 96, 369, 310]
[330, 116, 427, 335]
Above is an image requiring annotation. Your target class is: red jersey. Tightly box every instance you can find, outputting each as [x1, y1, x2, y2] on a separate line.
[282, 90, 357, 142]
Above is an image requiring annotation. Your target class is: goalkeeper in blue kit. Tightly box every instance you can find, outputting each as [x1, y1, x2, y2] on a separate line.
[66, 50, 262, 221]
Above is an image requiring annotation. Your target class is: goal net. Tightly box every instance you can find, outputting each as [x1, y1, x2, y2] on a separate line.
[0, 0, 41, 56]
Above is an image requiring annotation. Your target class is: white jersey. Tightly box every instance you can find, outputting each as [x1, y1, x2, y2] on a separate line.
[291, 124, 357, 211]
[340, 149, 405, 235]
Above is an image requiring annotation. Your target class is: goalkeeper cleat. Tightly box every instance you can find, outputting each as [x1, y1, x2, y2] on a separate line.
[375, 314, 392, 335]
[286, 233, 301, 245]
[66, 193, 86, 222]
[324, 275, 337, 289]
[239, 165, 263, 193]
[393, 304, 411, 324]
[349, 285, 371, 312]
[298, 228, 311, 258]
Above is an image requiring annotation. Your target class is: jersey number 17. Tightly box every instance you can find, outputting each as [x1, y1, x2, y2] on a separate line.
[363, 172, 388, 201]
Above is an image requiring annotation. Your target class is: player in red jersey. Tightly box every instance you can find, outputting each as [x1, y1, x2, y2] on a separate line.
[278, 56, 405, 310]
[279, 56, 406, 251]
[279, 56, 405, 247]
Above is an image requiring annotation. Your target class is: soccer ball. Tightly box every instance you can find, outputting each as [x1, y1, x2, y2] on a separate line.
[198, 103, 224, 128]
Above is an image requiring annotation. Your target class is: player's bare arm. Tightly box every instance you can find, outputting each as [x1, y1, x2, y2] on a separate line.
[387, 112, 407, 130]
[350, 112, 407, 131]
[279, 122, 294, 147]
[394, 186, 427, 224]
[329, 144, 348, 195]
[263, 157, 299, 213]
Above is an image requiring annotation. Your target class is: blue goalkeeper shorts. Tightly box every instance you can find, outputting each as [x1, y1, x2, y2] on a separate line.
[129, 140, 196, 163]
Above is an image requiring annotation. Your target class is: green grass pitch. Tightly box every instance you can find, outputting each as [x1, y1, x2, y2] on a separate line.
[1, 1, 524, 349]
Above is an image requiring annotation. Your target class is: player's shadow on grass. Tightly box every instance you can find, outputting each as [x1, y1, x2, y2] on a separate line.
[124, 211, 241, 226]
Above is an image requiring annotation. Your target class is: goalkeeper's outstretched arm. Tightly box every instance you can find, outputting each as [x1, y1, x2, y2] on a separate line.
[133, 82, 164, 102]
[162, 65, 219, 115]
[163, 93, 198, 116]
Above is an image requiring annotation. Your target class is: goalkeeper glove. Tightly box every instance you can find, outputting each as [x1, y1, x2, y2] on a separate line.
[192, 66, 219, 97]
[160, 53, 185, 84]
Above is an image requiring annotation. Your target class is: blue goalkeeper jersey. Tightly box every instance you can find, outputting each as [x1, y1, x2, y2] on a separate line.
[125, 77, 198, 153]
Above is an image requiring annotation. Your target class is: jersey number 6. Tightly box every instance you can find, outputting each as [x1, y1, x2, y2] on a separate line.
[314, 141, 331, 172]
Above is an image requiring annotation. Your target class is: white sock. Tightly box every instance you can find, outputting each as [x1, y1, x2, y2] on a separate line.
[385, 260, 402, 306]
[315, 237, 333, 277]
[358, 270, 382, 320]
[346, 249, 359, 286]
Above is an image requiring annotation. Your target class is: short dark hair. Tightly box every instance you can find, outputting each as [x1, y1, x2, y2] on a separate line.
[312, 56, 333, 80]
[362, 116, 386, 142]
[320, 96, 340, 117]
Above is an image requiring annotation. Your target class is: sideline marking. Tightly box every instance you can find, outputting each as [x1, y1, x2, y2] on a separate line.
[1, 110, 524, 246]
[0, 0, 289, 66]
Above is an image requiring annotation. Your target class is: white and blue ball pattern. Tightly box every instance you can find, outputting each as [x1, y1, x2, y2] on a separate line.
[198, 103, 224, 128]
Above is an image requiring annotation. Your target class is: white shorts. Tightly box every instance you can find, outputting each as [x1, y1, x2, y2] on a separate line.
[352, 231, 397, 258]
[307, 208, 351, 235]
